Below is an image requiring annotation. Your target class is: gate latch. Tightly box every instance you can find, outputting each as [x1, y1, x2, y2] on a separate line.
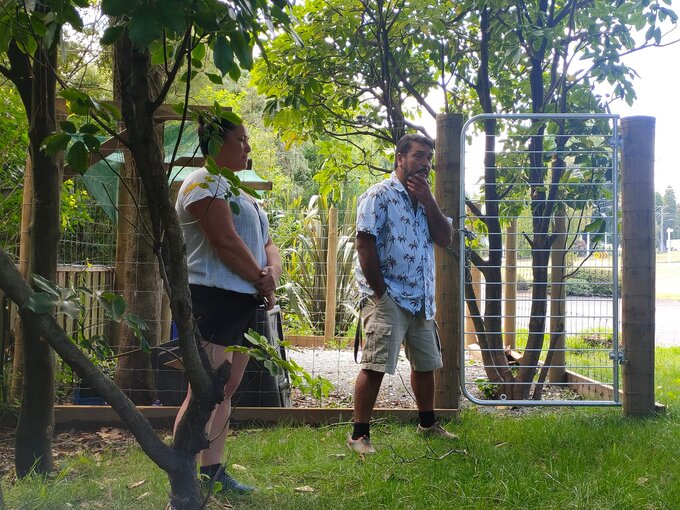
[609, 349, 626, 365]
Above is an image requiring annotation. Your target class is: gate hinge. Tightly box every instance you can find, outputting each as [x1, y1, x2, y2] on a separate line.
[609, 349, 625, 364]
[609, 135, 623, 149]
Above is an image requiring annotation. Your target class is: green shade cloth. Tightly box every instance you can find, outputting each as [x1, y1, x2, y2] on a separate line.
[81, 122, 266, 223]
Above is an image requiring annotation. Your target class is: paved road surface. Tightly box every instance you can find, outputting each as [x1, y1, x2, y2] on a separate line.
[510, 296, 679, 347]
[655, 299, 679, 347]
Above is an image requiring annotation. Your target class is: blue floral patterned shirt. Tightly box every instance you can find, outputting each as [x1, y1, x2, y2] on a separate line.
[355, 172, 439, 319]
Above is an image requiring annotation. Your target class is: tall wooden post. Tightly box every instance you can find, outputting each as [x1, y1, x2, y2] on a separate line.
[503, 219, 517, 349]
[621, 116, 656, 416]
[548, 211, 567, 383]
[434, 113, 464, 410]
[9, 157, 32, 401]
[324, 206, 338, 344]
[465, 266, 482, 346]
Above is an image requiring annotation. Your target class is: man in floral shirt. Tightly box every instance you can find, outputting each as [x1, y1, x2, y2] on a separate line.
[348, 133, 457, 454]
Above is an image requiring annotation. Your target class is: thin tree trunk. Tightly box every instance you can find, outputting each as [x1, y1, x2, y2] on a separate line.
[15, 12, 60, 475]
[111, 49, 164, 405]
[114, 31, 223, 509]
[113, 153, 161, 404]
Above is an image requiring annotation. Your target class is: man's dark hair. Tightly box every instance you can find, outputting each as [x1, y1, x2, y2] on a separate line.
[394, 133, 435, 168]
[197, 116, 239, 157]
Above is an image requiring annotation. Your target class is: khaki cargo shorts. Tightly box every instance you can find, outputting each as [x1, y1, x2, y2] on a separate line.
[359, 293, 443, 375]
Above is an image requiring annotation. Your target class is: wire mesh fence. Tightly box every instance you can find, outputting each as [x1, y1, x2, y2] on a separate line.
[460, 113, 621, 406]
[1, 116, 631, 410]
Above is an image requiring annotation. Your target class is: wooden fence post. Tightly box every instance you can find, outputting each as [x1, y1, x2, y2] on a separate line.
[503, 218, 517, 350]
[324, 206, 338, 344]
[621, 116, 656, 416]
[9, 156, 33, 401]
[434, 113, 464, 410]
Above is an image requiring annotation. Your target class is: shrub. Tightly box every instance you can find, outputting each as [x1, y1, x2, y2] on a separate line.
[567, 267, 620, 297]
[566, 278, 594, 296]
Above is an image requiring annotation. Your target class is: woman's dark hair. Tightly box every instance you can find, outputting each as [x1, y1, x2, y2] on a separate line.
[197, 116, 239, 157]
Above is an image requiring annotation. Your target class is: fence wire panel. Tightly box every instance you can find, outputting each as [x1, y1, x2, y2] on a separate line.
[460, 113, 622, 407]
[2, 158, 410, 409]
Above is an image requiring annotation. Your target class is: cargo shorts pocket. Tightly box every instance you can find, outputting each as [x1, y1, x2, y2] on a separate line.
[361, 323, 392, 365]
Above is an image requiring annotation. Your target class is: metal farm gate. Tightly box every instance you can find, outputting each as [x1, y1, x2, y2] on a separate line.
[459, 113, 622, 406]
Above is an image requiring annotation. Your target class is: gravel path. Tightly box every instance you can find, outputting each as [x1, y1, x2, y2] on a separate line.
[286, 348, 486, 408]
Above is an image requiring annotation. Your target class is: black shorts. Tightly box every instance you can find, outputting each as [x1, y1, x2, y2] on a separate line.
[190, 285, 259, 347]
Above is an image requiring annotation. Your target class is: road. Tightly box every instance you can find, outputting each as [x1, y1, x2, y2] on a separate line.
[655, 299, 679, 347]
[510, 296, 679, 347]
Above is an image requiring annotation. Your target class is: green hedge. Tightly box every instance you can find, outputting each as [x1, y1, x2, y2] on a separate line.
[566, 268, 620, 297]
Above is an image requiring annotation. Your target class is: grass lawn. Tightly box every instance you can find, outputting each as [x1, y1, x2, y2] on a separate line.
[5, 347, 680, 510]
[5, 408, 680, 510]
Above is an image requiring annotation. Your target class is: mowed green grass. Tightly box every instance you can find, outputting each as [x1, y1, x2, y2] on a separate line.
[4, 408, 680, 510]
[5, 346, 680, 510]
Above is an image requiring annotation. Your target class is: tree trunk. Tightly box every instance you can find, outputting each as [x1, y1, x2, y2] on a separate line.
[14, 14, 60, 476]
[111, 49, 164, 405]
[0, 246, 193, 503]
[114, 31, 224, 509]
[112, 153, 162, 404]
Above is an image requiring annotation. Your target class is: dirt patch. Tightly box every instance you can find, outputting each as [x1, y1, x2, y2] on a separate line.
[0, 426, 141, 478]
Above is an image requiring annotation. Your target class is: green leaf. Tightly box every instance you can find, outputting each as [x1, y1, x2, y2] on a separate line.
[16, 33, 37, 55]
[98, 101, 122, 121]
[32, 274, 61, 296]
[228, 65, 241, 82]
[0, 20, 12, 54]
[101, 0, 135, 16]
[206, 72, 224, 84]
[82, 134, 101, 152]
[98, 291, 126, 321]
[127, 5, 164, 49]
[60, 4, 84, 32]
[150, 40, 167, 65]
[58, 299, 82, 320]
[207, 136, 221, 156]
[213, 35, 234, 76]
[157, 0, 188, 34]
[584, 218, 605, 233]
[123, 314, 150, 350]
[42, 133, 71, 155]
[79, 123, 100, 135]
[66, 140, 89, 174]
[25, 293, 58, 314]
[100, 25, 125, 46]
[60, 88, 89, 102]
[219, 110, 242, 125]
[192, 42, 206, 61]
[194, 8, 219, 31]
[230, 32, 252, 70]
[60, 120, 77, 134]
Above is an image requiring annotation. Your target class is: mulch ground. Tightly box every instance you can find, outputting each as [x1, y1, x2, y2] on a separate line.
[0, 426, 141, 479]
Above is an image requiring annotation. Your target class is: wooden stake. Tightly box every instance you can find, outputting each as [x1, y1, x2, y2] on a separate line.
[324, 206, 338, 344]
[503, 218, 517, 350]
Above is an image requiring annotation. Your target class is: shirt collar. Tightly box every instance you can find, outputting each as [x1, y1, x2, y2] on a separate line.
[389, 171, 408, 195]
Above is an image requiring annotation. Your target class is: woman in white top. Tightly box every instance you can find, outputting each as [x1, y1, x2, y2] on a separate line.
[173, 116, 281, 494]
